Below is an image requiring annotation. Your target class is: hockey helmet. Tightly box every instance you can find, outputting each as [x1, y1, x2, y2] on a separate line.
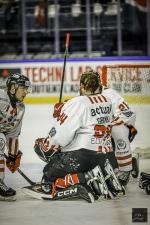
[6, 73, 31, 92]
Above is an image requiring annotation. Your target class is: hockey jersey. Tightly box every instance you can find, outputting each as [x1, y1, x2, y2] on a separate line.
[0, 77, 7, 90]
[102, 87, 136, 126]
[0, 90, 25, 154]
[49, 94, 113, 153]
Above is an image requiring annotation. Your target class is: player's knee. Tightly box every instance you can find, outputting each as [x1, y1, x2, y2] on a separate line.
[43, 164, 56, 182]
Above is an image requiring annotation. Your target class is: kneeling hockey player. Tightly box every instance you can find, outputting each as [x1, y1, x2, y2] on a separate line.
[24, 71, 125, 203]
[90, 70, 138, 186]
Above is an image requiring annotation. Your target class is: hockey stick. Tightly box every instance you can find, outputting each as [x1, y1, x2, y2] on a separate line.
[59, 32, 70, 103]
[4, 153, 36, 186]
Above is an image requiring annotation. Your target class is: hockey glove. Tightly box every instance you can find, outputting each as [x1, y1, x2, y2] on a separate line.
[34, 138, 61, 162]
[127, 125, 137, 142]
[53, 100, 68, 119]
[53, 102, 64, 118]
[6, 150, 22, 173]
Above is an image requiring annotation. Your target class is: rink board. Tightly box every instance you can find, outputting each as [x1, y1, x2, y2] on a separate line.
[0, 56, 150, 104]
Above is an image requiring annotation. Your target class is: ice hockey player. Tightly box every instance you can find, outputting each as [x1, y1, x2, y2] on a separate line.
[93, 70, 138, 186]
[24, 71, 125, 203]
[0, 73, 31, 201]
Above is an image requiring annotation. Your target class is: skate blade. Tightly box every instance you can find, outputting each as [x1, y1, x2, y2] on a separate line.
[22, 186, 53, 200]
[85, 192, 95, 203]
[0, 195, 16, 201]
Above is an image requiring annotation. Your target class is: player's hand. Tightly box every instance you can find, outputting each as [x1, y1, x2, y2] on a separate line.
[34, 138, 50, 152]
[34, 137, 61, 162]
[53, 100, 68, 118]
[53, 102, 64, 118]
[35, 137, 61, 152]
[6, 150, 22, 173]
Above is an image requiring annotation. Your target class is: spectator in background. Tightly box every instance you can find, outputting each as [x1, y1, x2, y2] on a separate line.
[35, 0, 46, 28]
[4, 0, 18, 31]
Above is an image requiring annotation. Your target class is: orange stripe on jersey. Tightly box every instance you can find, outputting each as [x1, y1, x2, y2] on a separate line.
[0, 168, 4, 172]
[98, 146, 102, 152]
[101, 95, 107, 102]
[0, 160, 5, 164]
[93, 96, 98, 103]
[97, 96, 103, 102]
[118, 160, 132, 167]
[88, 95, 108, 104]
[8, 138, 12, 154]
[123, 101, 129, 109]
[88, 96, 94, 104]
[14, 139, 19, 155]
[116, 154, 132, 161]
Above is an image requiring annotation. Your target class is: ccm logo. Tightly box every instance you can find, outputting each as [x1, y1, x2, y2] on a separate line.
[57, 188, 77, 197]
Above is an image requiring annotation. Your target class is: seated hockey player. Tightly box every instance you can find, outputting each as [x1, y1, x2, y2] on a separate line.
[92, 70, 138, 186]
[24, 71, 125, 203]
[0, 73, 31, 201]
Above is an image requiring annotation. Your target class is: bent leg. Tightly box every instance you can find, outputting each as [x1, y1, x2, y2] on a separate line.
[43, 149, 107, 182]
[112, 124, 132, 172]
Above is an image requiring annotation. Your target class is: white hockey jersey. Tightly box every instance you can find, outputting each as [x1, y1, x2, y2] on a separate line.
[49, 94, 113, 153]
[102, 87, 136, 126]
[0, 90, 25, 154]
[0, 77, 7, 90]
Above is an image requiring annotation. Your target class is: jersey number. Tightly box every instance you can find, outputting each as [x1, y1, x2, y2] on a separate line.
[94, 124, 110, 138]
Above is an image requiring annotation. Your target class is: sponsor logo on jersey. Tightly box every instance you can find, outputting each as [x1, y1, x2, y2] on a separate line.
[91, 137, 103, 144]
[57, 187, 77, 197]
[122, 110, 133, 118]
[49, 127, 56, 137]
[91, 105, 112, 116]
[97, 116, 110, 124]
[115, 150, 129, 155]
[116, 139, 126, 149]
[0, 138, 5, 149]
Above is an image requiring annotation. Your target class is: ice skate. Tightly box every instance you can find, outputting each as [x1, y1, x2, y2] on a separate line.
[117, 170, 130, 187]
[22, 183, 95, 203]
[0, 179, 16, 201]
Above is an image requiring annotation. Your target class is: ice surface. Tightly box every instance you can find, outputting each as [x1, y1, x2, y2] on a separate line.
[1, 159, 149, 225]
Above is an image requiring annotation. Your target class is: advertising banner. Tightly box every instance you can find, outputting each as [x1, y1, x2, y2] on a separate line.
[0, 58, 149, 103]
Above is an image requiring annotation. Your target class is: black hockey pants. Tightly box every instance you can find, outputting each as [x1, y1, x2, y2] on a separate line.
[43, 149, 117, 183]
